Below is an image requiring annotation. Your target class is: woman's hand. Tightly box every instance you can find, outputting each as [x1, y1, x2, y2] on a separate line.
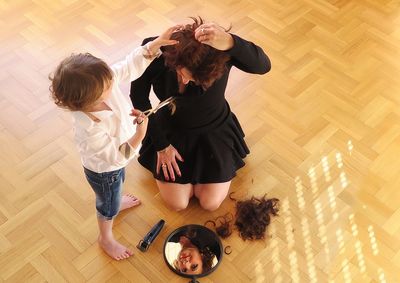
[194, 23, 234, 51]
[147, 24, 183, 54]
[156, 144, 184, 182]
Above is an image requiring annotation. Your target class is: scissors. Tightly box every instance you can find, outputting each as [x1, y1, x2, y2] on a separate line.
[142, 97, 175, 117]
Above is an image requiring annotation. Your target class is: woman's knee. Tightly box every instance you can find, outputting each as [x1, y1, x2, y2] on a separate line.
[156, 181, 193, 211]
[165, 199, 189, 211]
[195, 182, 231, 211]
[199, 197, 223, 211]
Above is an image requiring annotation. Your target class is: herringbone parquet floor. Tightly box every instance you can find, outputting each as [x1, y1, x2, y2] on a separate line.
[1, 0, 400, 282]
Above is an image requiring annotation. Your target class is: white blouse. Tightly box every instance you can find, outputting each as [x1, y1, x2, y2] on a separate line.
[71, 46, 159, 173]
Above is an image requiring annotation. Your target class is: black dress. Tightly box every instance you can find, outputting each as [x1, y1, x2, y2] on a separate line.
[130, 34, 271, 184]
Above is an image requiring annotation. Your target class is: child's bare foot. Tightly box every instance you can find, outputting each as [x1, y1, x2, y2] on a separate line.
[120, 194, 141, 211]
[98, 236, 133, 260]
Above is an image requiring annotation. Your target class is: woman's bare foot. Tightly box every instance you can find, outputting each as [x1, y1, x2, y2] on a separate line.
[120, 194, 141, 211]
[98, 236, 133, 260]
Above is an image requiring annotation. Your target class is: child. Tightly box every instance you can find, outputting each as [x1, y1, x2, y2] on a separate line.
[49, 25, 180, 260]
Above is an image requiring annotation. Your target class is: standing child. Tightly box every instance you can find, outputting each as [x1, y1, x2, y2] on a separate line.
[49, 26, 180, 260]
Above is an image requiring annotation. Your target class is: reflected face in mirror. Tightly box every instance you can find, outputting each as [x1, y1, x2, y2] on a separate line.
[174, 236, 203, 275]
[164, 225, 223, 279]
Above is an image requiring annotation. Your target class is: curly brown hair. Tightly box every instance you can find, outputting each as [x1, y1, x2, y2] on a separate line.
[49, 53, 113, 111]
[200, 246, 215, 273]
[205, 213, 233, 239]
[235, 195, 279, 241]
[162, 17, 230, 89]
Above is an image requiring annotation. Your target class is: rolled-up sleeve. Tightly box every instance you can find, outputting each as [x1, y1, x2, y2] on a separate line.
[112, 45, 161, 84]
[77, 127, 139, 170]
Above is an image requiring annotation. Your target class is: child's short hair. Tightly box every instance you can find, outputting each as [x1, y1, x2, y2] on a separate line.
[49, 53, 113, 111]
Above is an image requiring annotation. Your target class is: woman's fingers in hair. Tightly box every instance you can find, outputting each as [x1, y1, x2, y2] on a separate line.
[195, 24, 219, 45]
[194, 23, 214, 34]
[156, 25, 183, 44]
[154, 24, 183, 47]
[194, 25, 209, 41]
[197, 35, 212, 45]
[162, 39, 180, 46]
[194, 23, 233, 50]
[162, 24, 185, 38]
[194, 23, 218, 35]
[170, 24, 185, 32]
[172, 24, 185, 32]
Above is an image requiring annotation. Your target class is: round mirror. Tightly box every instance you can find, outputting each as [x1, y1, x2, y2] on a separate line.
[163, 224, 223, 282]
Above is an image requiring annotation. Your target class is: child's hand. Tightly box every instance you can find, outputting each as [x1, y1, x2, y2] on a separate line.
[147, 24, 183, 53]
[130, 109, 148, 137]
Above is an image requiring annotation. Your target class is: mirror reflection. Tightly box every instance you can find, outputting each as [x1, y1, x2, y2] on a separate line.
[164, 224, 222, 279]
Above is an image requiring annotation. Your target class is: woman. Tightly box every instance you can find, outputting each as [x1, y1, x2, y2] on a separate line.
[165, 227, 220, 275]
[130, 17, 271, 211]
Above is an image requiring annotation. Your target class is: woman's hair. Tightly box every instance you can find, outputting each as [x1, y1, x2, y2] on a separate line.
[234, 195, 279, 240]
[49, 53, 113, 111]
[200, 247, 215, 273]
[162, 16, 230, 89]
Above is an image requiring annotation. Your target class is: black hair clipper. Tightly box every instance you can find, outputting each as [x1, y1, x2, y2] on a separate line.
[137, 219, 165, 252]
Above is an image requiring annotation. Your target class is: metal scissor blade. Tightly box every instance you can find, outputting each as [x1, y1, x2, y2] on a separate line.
[143, 97, 175, 117]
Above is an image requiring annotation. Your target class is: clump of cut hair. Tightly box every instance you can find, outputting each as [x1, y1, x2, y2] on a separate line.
[49, 53, 113, 111]
[205, 213, 233, 239]
[205, 194, 279, 242]
[235, 195, 279, 241]
[162, 16, 230, 89]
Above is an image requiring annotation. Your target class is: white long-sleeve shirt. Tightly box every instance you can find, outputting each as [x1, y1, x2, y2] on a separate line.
[72, 46, 159, 173]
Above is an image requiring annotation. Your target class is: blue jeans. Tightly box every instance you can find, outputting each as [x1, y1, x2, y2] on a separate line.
[84, 167, 125, 220]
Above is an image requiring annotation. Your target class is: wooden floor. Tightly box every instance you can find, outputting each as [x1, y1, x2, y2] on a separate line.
[1, 0, 400, 282]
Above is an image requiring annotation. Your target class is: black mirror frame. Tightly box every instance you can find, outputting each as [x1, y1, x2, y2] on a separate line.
[163, 224, 223, 282]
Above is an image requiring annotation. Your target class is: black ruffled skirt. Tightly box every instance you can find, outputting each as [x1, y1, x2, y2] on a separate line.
[138, 111, 249, 184]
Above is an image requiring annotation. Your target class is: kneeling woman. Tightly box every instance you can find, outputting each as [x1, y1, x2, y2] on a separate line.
[130, 17, 271, 211]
